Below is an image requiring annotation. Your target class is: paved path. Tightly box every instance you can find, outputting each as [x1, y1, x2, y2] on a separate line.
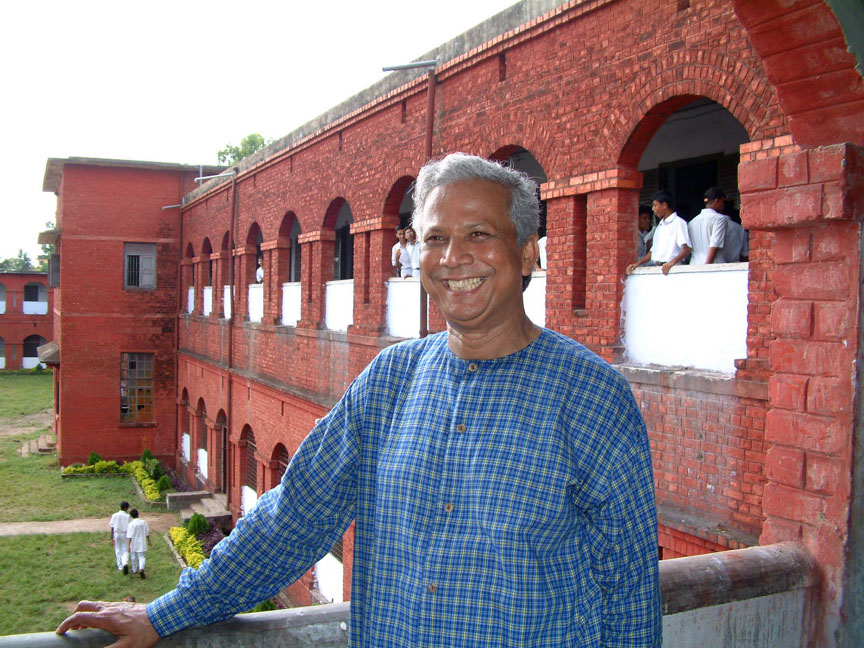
[0, 512, 180, 537]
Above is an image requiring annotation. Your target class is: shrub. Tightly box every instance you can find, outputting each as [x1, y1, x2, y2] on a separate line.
[124, 460, 164, 502]
[198, 524, 226, 557]
[156, 474, 172, 492]
[169, 526, 205, 569]
[86, 452, 102, 466]
[248, 599, 277, 613]
[141, 449, 155, 463]
[62, 460, 122, 475]
[186, 513, 209, 536]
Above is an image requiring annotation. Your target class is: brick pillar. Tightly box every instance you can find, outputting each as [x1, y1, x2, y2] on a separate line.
[297, 230, 335, 329]
[541, 167, 641, 361]
[740, 139, 864, 644]
[260, 243, 277, 323]
[210, 252, 223, 319]
[181, 259, 194, 313]
[235, 245, 256, 321]
[193, 256, 204, 315]
[271, 242, 291, 326]
[349, 216, 398, 336]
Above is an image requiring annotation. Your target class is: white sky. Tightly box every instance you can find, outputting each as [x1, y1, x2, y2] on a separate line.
[0, 0, 520, 261]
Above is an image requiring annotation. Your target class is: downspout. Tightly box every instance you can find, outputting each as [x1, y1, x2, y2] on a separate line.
[226, 176, 238, 514]
[174, 173, 184, 473]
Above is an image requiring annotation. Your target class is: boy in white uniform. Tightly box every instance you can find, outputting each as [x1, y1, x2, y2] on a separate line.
[108, 501, 131, 574]
[126, 509, 151, 579]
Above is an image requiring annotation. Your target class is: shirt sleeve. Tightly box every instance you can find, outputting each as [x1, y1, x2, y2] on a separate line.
[146, 371, 367, 637]
[677, 218, 692, 249]
[709, 214, 727, 248]
[568, 374, 662, 647]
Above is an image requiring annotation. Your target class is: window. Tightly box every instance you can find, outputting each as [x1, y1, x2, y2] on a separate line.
[124, 243, 156, 290]
[245, 431, 257, 490]
[24, 284, 40, 301]
[49, 254, 60, 287]
[120, 353, 154, 423]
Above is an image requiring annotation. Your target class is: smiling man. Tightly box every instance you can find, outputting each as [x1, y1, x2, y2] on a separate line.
[58, 153, 661, 647]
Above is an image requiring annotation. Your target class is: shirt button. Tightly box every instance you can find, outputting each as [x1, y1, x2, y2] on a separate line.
[467, 362, 478, 372]
[428, 584, 437, 594]
[444, 502, 454, 513]
[456, 423, 466, 433]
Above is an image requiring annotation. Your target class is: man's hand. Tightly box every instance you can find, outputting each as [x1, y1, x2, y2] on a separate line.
[56, 600, 160, 648]
[661, 261, 674, 275]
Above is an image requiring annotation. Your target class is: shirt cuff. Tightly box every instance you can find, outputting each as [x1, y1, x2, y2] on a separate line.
[146, 589, 198, 637]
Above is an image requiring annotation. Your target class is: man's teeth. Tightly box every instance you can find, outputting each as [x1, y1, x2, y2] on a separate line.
[448, 277, 483, 291]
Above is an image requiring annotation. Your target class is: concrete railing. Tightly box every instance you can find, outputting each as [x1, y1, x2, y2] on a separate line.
[0, 543, 816, 648]
[281, 282, 301, 327]
[324, 280, 353, 332]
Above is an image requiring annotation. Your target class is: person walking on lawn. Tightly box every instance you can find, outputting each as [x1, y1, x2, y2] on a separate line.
[108, 501, 131, 574]
[126, 509, 151, 579]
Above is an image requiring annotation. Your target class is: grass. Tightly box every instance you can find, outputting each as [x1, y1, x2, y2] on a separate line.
[0, 532, 183, 635]
[0, 430, 165, 523]
[0, 372, 53, 418]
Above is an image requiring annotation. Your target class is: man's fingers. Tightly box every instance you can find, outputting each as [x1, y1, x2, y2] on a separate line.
[73, 600, 106, 612]
[57, 610, 106, 634]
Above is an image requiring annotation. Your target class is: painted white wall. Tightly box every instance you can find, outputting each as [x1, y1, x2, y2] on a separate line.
[223, 285, 233, 319]
[0, 300, 5, 314]
[21, 358, 46, 369]
[182, 433, 191, 462]
[325, 280, 354, 332]
[387, 277, 422, 338]
[524, 270, 546, 328]
[622, 263, 748, 373]
[187, 287, 194, 314]
[202, 286, 213, 317]
[0, 357, 5, 369]
[22, 301, 48, 315]
[282, 282, 301, 326]
[248, 284, 264, 323]
[241, 485, 259, 516]
[315, 553, 344, 603]
[197, 448, 209, 479]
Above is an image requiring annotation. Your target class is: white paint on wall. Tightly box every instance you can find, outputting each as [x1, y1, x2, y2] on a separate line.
[325, 280, 354, 332]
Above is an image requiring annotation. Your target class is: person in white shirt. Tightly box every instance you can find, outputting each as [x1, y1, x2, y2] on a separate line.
[689, 187, 729, 264]
[637, 205, 655, 259]
[255, 257, 264, 283]
[721, 211, 749, 263]
[126, 509, 151, 579]
[390, 227, 409, 278]
[405, 227, 420, 277]
[109, 501, 131, 574]
[627, 190, 692, 275]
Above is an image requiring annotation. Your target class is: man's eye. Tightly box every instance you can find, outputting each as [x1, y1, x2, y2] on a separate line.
[470, 231, 490, 239]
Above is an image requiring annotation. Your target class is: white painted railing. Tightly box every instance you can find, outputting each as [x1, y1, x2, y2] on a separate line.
[0, 301, 5, 314]
[241, 485, 259, 516]
[248, 284, 264, 323]
[622, 263, 748, 373]
[187, 287, 194, 314]
[524, 270, 546, 328]
[315, 553, 345, 603]
[325, 280, 354, 332]
[0, 357, 5, 369]
[386, 277, 423, 338]
[223, 285, 233, 319]
[281, 282, 301, 327]
[22, 358, 46, 369]
[202, 286, 213, 316]
[182, 433, 191, 462]
[23, 301, 48, 315]
[197, 448, 209, 479]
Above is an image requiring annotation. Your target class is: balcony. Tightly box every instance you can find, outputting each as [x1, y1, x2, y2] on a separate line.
[324, 280, 353, 332]
[0, 543, 815, 647]
[281, 282, 301, 327]
[248, 284, 264, 323]
[202, 286, 213, 317]
[223, 285, 233, 319]
[622, 263, 748, 373]
[22, 300, 48, 315]
[186, 287, 194, 315]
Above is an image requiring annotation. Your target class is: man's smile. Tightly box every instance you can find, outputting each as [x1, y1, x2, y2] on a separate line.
[443, 277, 486, 292]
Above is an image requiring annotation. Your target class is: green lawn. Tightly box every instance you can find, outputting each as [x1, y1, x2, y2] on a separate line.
[0, 372, 53, 418]
[0, 532, 182, 635]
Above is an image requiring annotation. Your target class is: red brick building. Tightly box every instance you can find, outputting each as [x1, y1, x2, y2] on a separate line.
[44, 0, 864, 642]
[0, 271, 53, 370]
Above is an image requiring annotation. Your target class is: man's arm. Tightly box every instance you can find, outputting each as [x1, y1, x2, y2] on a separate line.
[661, 244, 691, 275]
[705, 215, 727, 264]
[626, 252, 652, 275]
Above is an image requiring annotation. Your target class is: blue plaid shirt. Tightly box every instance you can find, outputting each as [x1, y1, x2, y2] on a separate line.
[148, 329, 661, 646]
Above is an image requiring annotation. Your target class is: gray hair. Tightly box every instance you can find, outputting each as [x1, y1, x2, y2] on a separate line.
[410, 152, 540, 245]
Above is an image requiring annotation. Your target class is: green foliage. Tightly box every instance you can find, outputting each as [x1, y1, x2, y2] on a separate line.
[0, 249, 34, 272]
[0, 373, 53, 419]
[125, 460, 163, 502]
[141, 449, 155, 463]
[62, 460, 123, 475]
[0, 532, 182, 635]
[186, 512, 209, 536]
[217, 133, 272, 166]
[143, 457, 163, 481]
[87, 451, 103, 465]
[169, 526, 205, 569]
[247, 598, 277, 613]
[156, 474, 172, 492]
[38, 220, 55, 272]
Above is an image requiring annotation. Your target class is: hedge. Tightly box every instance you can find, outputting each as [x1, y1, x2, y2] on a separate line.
[169, 526, 205, 569]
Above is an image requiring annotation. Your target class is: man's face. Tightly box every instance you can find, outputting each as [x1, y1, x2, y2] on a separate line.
[405, 227, 417, 243]
[652, 200, 671, 219]
[396, 228, 407, 243]
[638, 211, 652, 232]
[419, 180, 537, 334]
[705, 197, 725, 212]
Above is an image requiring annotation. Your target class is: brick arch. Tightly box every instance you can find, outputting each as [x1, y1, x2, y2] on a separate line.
[476, 113, 557, 177]
[606, 49, 782, 168]
[322, 197, 349, 230]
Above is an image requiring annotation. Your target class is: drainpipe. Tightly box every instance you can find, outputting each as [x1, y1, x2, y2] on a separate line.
[172, 176, 184, 475]
[226, 176, 238, 514]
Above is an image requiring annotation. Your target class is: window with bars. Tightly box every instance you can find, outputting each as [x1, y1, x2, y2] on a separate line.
[245, 431, 257, 490]
[124, 243, 156, 290]
[277, 446, 291, 482]
[120, 353, 154, 423]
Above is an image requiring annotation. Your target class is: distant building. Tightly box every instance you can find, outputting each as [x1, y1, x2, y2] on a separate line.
[0, 271, 52, 370]
[42, 0, 864, 642]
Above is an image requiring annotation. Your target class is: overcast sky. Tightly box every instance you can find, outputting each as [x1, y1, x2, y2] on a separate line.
[0, 0, 519, 262]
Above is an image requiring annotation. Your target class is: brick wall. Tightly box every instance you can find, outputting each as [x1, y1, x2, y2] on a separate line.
[0, 272, 53, 370]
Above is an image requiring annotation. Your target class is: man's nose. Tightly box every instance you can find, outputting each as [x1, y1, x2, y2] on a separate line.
[441, 238, 472, 266]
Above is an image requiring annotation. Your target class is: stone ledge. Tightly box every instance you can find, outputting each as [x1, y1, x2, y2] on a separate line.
[616, 364, 768, 400]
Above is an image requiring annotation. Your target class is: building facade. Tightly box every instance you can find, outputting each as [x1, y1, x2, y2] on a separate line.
[45, 0, 864, 643]
[0, 271, 53, 370]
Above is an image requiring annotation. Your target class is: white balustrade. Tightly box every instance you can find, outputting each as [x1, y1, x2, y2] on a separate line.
[202, 286, 213, 316]
[197, 448, 209, 479]
[23, 301, 48, 315]
[248, 284, 264, 323]
[281, 282, 301, 326]
[324, 280, 354, 332]
[186, 287, 194, 314]
[223, 285, 233, 319]
[241, 485, 259, 516]
[182, 433, 191, 462]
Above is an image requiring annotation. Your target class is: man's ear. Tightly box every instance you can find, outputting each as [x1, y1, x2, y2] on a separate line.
[520, 234, 540, 276]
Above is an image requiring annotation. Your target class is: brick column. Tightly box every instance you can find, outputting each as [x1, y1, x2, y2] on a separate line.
[348, 215, 398, 336]
[192, 256, 203, 315]
[260, 242, 277, 324]
[181, 259, 194, 313]
[235, 245, 256, 321]
[210, 252, 223, 319]
[740, 139, 864, 643]
[297, 230, 335, 329]
[541, 167, 641, 361]
[271, 241, 291, 326]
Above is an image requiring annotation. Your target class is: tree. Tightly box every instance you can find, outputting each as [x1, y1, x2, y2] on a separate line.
[36, 220, 55, 272]
[217, 133, 272, 166]
[0, 249, 34, 272]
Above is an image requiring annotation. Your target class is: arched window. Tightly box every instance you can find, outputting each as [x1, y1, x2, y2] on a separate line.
[333, 203, 354, 280]
[22, 335, 47, 369]
[23, 283, 48, 315]
[0, 283, 6, 314]
[245, 430, 257, 491]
